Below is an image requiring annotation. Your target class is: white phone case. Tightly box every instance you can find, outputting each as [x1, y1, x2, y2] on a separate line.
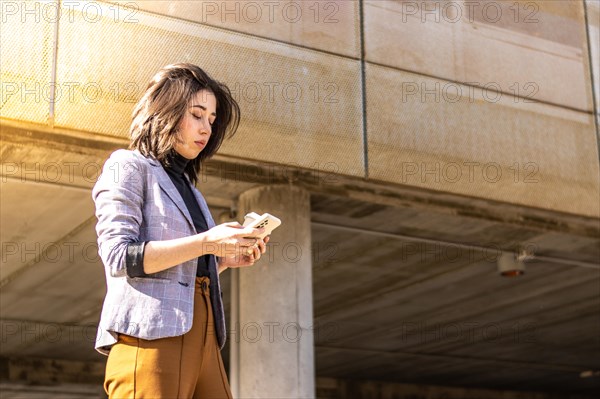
[242, 212, 281, 239]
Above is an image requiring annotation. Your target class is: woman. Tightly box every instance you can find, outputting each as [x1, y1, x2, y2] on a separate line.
[92, 63, 267, 398]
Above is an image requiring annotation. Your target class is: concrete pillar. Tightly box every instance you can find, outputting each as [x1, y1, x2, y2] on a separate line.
[230, 185, 315, 399]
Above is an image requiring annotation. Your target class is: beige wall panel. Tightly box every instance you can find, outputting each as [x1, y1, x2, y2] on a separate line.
[108, 0, 360, 58]
[366, 64, 600, 217]
[364, 0, 594, 112]
[54, 2, 364, 176]
[0, 0, 55, 123]
[364, 0, 458, 79]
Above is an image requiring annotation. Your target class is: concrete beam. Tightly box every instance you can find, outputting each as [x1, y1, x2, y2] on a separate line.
[2, 119, 597, 238]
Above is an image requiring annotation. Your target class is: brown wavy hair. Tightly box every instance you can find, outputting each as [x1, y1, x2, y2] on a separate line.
[129, 63, 240, 185]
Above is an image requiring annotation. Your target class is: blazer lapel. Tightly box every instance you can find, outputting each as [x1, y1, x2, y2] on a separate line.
[143, 152, 196, 231]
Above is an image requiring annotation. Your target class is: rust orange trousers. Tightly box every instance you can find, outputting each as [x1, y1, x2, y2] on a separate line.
[104, 277, 233, 398]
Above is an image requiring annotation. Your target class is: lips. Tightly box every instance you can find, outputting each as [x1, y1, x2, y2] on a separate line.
[195, 141, 206, 147]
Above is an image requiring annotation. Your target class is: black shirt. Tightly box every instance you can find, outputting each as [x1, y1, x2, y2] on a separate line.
[163, 150, 211, 277]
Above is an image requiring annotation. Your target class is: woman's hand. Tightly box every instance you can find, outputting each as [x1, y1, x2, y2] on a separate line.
[219, 236, 270, 271]
[200, 222, 265, 258]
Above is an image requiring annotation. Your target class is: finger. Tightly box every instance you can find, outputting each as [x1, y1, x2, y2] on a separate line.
[257, 239, 266, 254]
[242, 254, 255, 266]
[253, 245, 261, 260]
[223, 221, 243, 228]
[238, 226, 266, 238]
[240, 237, 258, 248]
[264, 236, 270, 244]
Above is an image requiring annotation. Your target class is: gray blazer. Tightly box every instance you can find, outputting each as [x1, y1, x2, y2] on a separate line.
[92, 148, 226, 355]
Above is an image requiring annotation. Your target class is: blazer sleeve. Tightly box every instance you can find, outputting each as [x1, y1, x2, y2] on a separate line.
[92, 150, 147, 278]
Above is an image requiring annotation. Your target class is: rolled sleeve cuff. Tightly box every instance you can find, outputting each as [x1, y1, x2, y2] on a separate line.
[125, 241, 149, 278]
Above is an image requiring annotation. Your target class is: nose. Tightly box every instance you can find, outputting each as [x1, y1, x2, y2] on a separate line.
[200, 119, 211, 136]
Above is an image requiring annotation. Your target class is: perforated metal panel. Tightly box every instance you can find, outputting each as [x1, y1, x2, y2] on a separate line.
[0, 0, 56, 123]
[366, 64, 600, 217]
[53, 1, 364, 177]
[112, 0, 361, 58]
[4, 1, 597, 216]
[364, 0, 594, 111]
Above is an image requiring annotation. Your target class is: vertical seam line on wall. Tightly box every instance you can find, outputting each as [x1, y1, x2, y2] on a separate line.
[582, 0, 600, 217]
[296, 252, 300, 396]
[359, 0, 369, 179]
[48, 0, 61, 127]
[230, 268, 240, 398]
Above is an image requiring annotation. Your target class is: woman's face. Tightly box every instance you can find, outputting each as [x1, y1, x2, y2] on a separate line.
[174, 89, 217, 159]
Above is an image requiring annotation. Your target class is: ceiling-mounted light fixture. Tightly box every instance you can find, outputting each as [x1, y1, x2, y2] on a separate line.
[580, 370, 600, 378]
[498, 252, 526, 277]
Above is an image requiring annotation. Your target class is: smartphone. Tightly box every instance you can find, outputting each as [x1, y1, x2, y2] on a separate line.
[242, 212, 281, 239]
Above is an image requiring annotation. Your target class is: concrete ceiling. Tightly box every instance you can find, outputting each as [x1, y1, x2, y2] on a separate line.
[1, 123, 599, 396]
[309, 218, 599, 393]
